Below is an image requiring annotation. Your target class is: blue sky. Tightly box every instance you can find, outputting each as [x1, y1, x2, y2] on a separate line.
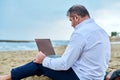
[0, 0, 120, 40]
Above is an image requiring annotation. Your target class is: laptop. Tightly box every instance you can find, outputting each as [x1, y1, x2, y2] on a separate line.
[35, 39, 61, 58]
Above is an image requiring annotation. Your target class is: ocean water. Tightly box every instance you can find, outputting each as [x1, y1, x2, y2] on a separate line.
[0, 40, 69, 51]
[0, 40, 119, 51]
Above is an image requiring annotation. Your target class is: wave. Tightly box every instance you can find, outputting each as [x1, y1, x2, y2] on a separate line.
[0, 40, 69, 51]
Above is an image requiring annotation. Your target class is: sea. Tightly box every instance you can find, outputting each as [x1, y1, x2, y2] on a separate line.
[0, 40, 120, 51]
[0, 40, 69, 51]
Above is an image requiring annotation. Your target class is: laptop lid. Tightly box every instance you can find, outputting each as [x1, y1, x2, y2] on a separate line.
[35, 39, 55, 56]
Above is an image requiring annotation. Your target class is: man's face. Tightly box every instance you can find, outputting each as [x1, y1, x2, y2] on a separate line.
[69, 16, 78, 27]
[68, 14, 81, 28]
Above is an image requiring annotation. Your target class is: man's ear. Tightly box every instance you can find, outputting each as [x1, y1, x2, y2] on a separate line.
[74, 16, 79, 21]
[74, 16, 77, 21]
[75, 15, 81, 22]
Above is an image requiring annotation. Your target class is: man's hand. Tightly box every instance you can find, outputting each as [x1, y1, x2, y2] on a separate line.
[33, 51, 46, 64]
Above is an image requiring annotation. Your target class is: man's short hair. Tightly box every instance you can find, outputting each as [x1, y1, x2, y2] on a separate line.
[67, 4, 90, 18]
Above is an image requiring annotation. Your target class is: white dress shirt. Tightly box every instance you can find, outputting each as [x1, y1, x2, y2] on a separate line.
[42, 18, 111, 80]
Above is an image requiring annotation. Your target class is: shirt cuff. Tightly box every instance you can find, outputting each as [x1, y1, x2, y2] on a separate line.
[42, 57, 51, 67]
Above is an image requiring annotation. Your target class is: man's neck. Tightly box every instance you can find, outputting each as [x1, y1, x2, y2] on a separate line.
[73, 16, 90, 28]
[79, 16, 90, 23]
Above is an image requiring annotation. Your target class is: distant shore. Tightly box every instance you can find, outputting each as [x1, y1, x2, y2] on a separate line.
[0, 40, 34, 42]
[1, 36, 120, 42]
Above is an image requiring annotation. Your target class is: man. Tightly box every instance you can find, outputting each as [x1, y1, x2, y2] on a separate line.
[0, 4, 111, 80]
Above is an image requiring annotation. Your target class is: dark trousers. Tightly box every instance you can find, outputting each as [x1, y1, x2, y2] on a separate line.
[11, 61, 80, 80]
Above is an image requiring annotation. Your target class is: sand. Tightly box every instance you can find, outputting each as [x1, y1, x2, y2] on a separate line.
[0, 44, 120, 80]
[0, 46, 66, 80]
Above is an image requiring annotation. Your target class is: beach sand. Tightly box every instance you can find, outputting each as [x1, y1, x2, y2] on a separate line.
[0, 45, 120, 80]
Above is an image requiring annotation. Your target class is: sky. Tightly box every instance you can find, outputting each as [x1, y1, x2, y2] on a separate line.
[0, 0, 120, 40]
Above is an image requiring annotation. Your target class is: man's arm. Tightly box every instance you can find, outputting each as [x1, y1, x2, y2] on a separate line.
[42, 33, 86, 70]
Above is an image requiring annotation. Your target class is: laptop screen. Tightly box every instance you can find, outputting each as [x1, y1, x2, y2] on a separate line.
[35, 39, 55, 56]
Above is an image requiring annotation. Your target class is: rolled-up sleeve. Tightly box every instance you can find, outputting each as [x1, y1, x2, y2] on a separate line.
[42, 33, 86, 70]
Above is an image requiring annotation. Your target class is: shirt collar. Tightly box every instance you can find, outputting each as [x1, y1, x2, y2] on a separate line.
[74, 18, 94, 29]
